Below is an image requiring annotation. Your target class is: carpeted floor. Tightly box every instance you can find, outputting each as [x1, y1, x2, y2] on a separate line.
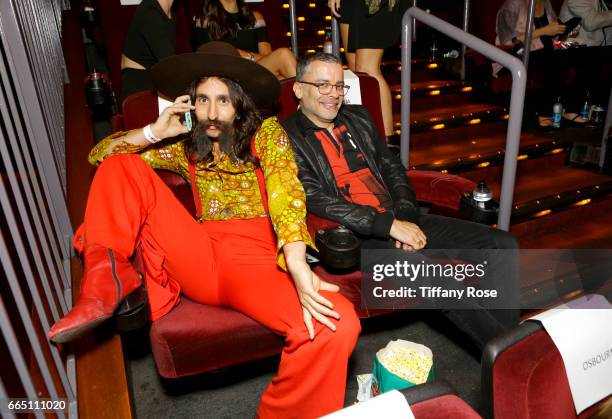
[124, 310, 482, 419]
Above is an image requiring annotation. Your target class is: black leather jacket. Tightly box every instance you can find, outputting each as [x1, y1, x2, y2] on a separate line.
[282, 105, 420, 239]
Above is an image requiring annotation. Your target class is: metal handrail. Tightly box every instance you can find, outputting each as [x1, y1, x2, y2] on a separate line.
[522, 0, 536, 71]
[401, 7, 527, 231]
[289, 0, 298, 57]
[331, 17, 341, 57]
[460, 0, 470, 80]
[600, 88, 612, 170]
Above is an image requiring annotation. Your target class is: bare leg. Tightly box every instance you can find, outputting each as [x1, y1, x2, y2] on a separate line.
[355, 48, 393, 136]
[257, 47, 297, 79]
[340, 23, 355, 71]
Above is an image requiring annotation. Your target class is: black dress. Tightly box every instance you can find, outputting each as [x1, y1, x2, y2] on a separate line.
[339, 0, 410, 51]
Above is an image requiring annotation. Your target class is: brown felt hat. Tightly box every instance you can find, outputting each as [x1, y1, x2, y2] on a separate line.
[151, 41, 280, 107]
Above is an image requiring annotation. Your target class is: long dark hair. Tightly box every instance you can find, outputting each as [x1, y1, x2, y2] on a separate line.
[200, 0, 255, 40]
[184, 76, 262, 165]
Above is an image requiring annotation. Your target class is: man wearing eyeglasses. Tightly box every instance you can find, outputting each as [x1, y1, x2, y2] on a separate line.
[282, 52, 520, 349]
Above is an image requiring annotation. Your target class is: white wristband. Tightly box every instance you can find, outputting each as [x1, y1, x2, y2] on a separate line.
[143, 124, 162, 144]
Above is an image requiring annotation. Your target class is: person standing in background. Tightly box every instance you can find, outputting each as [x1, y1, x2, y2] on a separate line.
[496, 0, 591, 127]
[560, 0, 612, 46]
[121, 0, 177, 101]
[328, 0, 410, 142]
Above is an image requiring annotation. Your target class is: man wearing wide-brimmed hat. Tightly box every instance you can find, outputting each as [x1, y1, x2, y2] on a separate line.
[48, 42, 360, 418]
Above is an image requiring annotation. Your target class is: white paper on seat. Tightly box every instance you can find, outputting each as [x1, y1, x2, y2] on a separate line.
[321, 390, 415, 419]
[528, 295, 612, 414]
[343, 70, 362, 106]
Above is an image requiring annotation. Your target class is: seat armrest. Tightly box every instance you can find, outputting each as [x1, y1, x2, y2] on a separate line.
[407, 170, 476, 212]
[306, 213, 340, 241]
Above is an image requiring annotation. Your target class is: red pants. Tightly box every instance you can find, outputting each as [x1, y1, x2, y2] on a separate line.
[80, 155, 361, 418]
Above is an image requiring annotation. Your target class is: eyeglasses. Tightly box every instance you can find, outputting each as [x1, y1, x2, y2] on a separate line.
[298, 80, 350, 95]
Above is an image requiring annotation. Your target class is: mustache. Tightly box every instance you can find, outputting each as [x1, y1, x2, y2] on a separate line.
[190, 119, 237, 162]
[197, 119, 232, 132]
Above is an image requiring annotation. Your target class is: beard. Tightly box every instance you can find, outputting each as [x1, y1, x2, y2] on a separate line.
[189, 118, 238, 163]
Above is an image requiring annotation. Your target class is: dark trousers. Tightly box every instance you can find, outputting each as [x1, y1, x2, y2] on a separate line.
[361, 213, 520, 349]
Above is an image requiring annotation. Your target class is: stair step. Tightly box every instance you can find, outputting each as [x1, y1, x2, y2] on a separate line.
[391, 80, 472, 97]
[393, 80, 476, 110]
[469, 162, 612, 223]
[408, 132, 570, 173]
[394, 103, 508, 134]
[514, 196, 612, 248]
[382, 59, 446, 82]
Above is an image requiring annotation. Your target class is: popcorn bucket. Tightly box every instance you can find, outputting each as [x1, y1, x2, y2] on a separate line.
[372, 340, 435, 394]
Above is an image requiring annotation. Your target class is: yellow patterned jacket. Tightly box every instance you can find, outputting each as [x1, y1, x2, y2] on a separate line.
[89, 117, 315, 268]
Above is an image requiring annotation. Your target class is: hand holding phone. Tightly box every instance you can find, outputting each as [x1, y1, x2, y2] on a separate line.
[559, 17, 581, 40]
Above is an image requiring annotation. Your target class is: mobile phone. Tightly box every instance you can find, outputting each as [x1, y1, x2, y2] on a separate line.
[560, 17, 581, 39]
[184, 99, 193, 131]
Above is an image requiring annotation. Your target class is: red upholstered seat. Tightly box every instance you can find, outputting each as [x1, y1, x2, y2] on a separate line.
[150, 296, 283, 378]
[121, 90, 158, 131]
[399, 381, 482, 419]
[482, 321, 611, 419]
[411, 395, 481, 419]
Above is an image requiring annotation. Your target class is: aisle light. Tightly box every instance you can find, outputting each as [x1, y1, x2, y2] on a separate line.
[574, 199, 591, 207]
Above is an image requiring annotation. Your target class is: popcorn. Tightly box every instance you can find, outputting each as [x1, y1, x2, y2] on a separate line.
[373, 340, 434, 392]
[377, 344, 433, 385]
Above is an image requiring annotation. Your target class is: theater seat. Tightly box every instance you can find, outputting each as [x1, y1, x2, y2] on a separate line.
[150, 297, 283, 378]
[481, 320, 611, 419]
[401, 381, 482, 419]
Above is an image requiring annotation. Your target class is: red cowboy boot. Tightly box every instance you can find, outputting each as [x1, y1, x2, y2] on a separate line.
[48, 244, 143, 343]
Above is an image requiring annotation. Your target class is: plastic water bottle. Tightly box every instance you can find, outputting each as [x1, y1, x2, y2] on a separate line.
[323, 31, 333, 54]
[580, 91, 591, 120]
[473, 180, 493, 209]
[552, 97, 563, 128]
[443, 50, 460, 59]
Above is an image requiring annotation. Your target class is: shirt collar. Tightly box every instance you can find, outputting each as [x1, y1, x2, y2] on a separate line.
[297, 108, 342, 134]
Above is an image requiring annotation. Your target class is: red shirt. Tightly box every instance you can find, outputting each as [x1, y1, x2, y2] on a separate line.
[313, 124, 392, 212]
